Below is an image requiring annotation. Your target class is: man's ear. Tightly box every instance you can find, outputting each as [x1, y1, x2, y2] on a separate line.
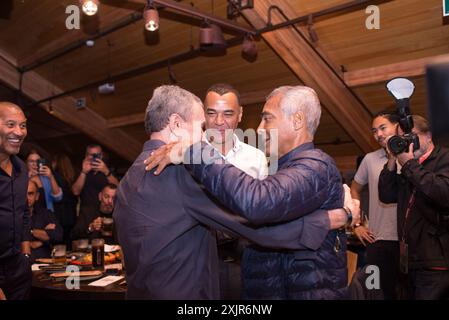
[36, 191, 40, 201]
[293, 112, 305, 131]
[98, 191, 102, 202]
[238, 106, 243, 123]
[168, 113, 184, 137]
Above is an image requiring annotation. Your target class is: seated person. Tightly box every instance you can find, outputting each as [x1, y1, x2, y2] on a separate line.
[27, 180, 63, 261]
[71, 183, 117, 244]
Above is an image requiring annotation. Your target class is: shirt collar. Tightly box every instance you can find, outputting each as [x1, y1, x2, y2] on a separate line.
[278, 142, 315, 167]
[378, 148, 387, 159]
[419, 144, 436, 164]
[205, 134, 242, 160]
[1, 155, 24, 178]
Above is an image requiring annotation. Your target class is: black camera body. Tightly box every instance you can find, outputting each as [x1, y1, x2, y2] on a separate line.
[387, 133, 420, 155]
[387, 99, 420, 155]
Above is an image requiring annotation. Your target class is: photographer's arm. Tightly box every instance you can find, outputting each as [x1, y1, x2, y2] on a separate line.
[378, 163, 399, 204]
[400, 154, 449, 208]
[106, 173, 119, 185]
[72, 158, 91, 196]
[71, 172, 86, 196]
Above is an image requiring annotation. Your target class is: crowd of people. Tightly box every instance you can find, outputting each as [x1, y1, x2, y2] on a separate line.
[0, 102, 120, 299]
[1, 81, 448, 301]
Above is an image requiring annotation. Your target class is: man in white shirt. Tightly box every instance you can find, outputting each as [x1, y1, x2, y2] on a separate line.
[351, 112, 400, 300]
[204, 83, 267, 179]
[203, 83, 268, 298]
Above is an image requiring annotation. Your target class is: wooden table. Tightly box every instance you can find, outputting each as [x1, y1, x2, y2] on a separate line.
[31, 270, 126, 300]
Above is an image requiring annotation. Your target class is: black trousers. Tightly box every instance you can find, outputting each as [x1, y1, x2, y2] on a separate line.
[366, 240, 400, 300]
[407, 269, 449, 300]
[0, 253, 32, 300]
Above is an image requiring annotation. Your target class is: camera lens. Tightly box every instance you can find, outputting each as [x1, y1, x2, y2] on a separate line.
[388, 135, 409, 155]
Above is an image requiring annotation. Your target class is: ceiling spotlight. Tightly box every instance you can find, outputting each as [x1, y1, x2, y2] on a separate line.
[199, 22, 226, 49]
[80, 0, 99, 16]
[199, 22, 214, 46]
[144, 1, 159, 32]
[242, 34, 257, 59]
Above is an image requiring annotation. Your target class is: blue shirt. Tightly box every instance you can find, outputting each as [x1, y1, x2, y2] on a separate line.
[39, 175, 63, 212]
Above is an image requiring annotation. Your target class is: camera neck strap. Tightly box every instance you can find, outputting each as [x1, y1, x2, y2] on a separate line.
[401, 189, 416, 243]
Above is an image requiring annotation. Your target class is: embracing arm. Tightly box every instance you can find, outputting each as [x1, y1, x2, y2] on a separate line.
[184, 145, 330, 225]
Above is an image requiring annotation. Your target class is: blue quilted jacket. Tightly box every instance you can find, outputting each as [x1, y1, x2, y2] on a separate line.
[186, 142, 348, 299]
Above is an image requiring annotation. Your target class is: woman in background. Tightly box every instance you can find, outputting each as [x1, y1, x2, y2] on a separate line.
[26, 150, 63, 212]
[52, 154, 79, 250]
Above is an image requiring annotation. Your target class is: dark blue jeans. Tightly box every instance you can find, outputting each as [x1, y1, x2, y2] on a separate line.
[409, 269, 449, 300]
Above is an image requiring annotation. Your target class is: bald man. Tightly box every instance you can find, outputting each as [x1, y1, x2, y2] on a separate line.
[0, 102, 32, 300]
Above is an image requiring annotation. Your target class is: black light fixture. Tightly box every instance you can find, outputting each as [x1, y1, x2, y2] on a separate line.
[241, 33, 257, 59]
[199, 21, 226, 49]
[144, 0, 159, 32]
[79, 0, 99, 16]
[227, 0, 254, 19]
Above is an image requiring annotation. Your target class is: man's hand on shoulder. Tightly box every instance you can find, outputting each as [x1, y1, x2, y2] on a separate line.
[144, 142, 182, 175]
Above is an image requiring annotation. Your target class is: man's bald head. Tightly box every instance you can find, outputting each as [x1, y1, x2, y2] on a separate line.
[0, 102, 24, 118]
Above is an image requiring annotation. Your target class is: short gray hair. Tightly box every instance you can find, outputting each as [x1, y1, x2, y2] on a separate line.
[267, 85, 322, 136]
[144, 85, 202, 135]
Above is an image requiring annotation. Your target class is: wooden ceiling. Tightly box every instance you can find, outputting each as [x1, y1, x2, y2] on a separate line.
[1, 0, 448, 171]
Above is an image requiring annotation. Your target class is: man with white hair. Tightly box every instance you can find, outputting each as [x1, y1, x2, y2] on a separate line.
[146, 85, 354, 299]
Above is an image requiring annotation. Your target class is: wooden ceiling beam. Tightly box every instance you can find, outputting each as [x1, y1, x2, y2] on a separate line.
[242, 0, 377, 153]
[106, 88, 271, 128]
[344, 53, 449, 87]
[0, 58, 141, 162]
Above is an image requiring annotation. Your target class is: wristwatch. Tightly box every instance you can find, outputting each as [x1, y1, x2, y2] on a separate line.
[343, 206, 353, 227]
[24, 253, 30, 259]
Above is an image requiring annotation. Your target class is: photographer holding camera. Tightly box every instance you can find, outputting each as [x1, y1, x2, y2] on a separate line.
[71, 144, 118, 212]
[379, 115, 449, 299]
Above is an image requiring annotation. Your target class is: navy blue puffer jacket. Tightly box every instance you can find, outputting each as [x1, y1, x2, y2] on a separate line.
[186, 142, 348, 299]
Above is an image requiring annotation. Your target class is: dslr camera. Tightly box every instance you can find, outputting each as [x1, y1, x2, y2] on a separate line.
[386, 78, 420, 155]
